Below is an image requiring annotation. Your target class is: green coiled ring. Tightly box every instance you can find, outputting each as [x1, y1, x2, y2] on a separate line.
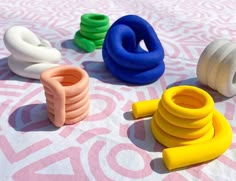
[74, 13, 110, 53]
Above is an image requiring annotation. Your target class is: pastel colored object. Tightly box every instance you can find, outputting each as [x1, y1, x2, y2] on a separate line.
[40, 65, 90, 127]
[197, 39, 236, 97]
[132, 85, 233, 170]
[3, 26, 61, 79]
[74, 13, 110, 52]
[102, 15, 165, 84]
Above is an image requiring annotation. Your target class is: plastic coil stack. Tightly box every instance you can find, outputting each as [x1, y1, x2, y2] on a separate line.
[102, 15, 165, 84]
[132, 85, 232, 170]
[40, 65, 90, 127]
[151, 86, 215, 148]
[150, 86, 232, 170]
[74, 13, 110, 52]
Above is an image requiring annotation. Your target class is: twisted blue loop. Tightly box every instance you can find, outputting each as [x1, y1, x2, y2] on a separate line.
[102, 15, 165, 84]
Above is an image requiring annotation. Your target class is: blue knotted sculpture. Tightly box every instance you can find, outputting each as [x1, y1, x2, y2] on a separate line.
[102, 15, 165, 84]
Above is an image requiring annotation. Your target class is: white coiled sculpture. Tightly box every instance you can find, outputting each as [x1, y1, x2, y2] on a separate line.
[3, 26, 61, 79]
[197, 39, 236, 97]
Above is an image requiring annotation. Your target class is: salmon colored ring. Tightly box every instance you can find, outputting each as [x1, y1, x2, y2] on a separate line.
[42, 66, 89, 96]
[48, 107, 89, 125]
[65, 88, 89, 104]
[45, 86, 89, 105]
[65, 95, 90, 111]
[40, 65, 90, 127]
[46, 94, 89, 113]
[65, 101, 90, 119]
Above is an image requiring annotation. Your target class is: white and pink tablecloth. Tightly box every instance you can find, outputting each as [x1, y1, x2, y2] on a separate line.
[0, 0, 236, 180]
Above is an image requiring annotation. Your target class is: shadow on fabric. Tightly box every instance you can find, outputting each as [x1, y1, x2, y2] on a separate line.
[61, 39, 86, 53]
[123, 111, 134, 121]
[150, 158, 169, 174]
[167, 77, 230, 103]
[82, 60, 142, 86]
[0, 57, 40, 83]
[8, 103, 58, 132]
[127, 118, 171, 174]
[127, 118, 164, 152]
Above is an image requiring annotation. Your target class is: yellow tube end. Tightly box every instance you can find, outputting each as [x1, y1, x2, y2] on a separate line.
[132, 99, 160, 119]
[162, 110, 233, 170]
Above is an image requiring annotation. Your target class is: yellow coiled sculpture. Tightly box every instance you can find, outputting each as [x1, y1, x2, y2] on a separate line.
[132, 85, 232, 170]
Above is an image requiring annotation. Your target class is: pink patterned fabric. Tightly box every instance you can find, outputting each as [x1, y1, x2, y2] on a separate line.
[0, 0, 236, 180]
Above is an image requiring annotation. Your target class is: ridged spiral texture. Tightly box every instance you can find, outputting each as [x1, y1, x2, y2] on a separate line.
[197, 39, 236, 97]
[40, 66, 90, 127]
[74, 13, 110, 52]
[150, 85, 232, 170]
[102, 15, 165, 84]
[151, 86, 215, 147]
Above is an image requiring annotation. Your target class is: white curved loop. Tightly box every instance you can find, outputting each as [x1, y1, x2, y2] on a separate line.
[197, 39, 236, 97]
[3, 26, 61, 79]
[216, 49, 236, 97]
[196, 39, 228, 85]
[207, 42, 236, 90]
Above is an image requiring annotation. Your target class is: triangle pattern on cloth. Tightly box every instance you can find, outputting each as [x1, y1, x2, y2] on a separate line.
[36, 158, 74, 175]
[13, 147, 90, 181]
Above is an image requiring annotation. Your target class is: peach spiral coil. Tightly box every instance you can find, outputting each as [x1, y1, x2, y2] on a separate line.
[40, 65, 90, 127]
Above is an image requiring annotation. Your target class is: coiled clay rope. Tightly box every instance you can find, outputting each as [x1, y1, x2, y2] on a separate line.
[74, 13, 110, 52]
[102, 15, 165, 84]
[132, 85, 232, 170]
[197, 39, 236, 97]
[3, 26, 61, 79]
[40, 65, 90, 127]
